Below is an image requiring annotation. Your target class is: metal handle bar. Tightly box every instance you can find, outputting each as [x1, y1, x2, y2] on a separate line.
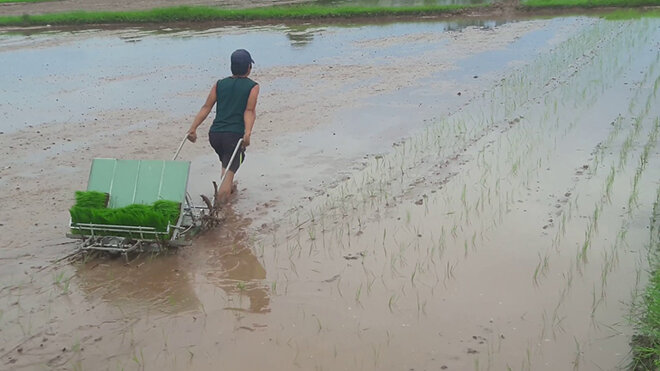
[220, 138, 244, 185]
[172, 134, 189, 161]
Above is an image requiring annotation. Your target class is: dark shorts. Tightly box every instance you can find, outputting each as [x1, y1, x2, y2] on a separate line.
[208, 132, 245, 173]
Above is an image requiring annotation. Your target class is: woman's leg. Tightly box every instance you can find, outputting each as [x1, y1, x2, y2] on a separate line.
[217, 168, 234, 202]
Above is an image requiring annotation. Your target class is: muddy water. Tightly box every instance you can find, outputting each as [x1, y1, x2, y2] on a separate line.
[0, 19, 502, 134]
[1, 17, 659, 371]
[255, 19, 660, 370]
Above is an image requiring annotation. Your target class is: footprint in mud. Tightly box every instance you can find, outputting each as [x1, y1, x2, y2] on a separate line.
[574, 164, 590, 176]
[542, 218, 554, 230]
[343, 251, 365, 260]
[323, 274, 340, 283]
[545, 171, 578, 229]
[471, 335, 487, 344]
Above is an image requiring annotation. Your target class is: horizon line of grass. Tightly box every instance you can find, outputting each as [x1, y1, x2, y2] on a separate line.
[603, 8, 660, 18]
[1, 1, 658, 27]
[523, 0, 660, 8]
[0, 0, 53, 3]
[0, 4, 481, 27]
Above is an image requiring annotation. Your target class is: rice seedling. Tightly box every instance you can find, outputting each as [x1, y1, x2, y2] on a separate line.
[571, 337, 583, 371]
[307, 226, 316, 242]
[532, 258, 543, 286]
[604, 166, 616, 202]
[53, 271, 65, 285]
[592, 204, 601, 232]
[628, 185, 640, 212]
[132, 348, 145, 370]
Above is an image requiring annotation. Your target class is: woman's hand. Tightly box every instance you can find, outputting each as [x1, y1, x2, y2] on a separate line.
[187, 130, 197, 143]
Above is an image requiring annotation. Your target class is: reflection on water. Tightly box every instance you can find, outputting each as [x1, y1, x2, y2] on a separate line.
[74, 205, 269, 315]
[283, 19, 501, 47]
[76, 253, 201, 314]
[285, 26, 321, 47]
[196, 206, 271, 313]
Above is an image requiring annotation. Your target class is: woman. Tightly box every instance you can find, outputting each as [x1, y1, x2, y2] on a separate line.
[187, 49, 260, 203]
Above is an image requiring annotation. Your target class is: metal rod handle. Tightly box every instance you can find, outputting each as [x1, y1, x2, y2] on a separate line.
[172, 134, 188, 161]
[220, 138, 244, 186]
[212, 138, 244, 206]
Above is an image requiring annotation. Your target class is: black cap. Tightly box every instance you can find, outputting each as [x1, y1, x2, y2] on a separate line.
[231, 49, 254, 69]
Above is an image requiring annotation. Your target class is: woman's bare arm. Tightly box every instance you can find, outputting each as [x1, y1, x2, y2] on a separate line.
[187, 83, 217, 143]
[242, 84, 260, 147]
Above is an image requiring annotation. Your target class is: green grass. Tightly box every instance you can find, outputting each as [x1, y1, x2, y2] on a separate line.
[74, 190, 108, 209]
[631, 190, 660, 370]
[0, 4, 479, 26]
[69, 191, 180, 237]
[632, 269, 660, 370]
[604, 9, 660, 18]
[0, 0, 55, 3]
[523, 0, 660, 8]
[0, 1, 657, 26]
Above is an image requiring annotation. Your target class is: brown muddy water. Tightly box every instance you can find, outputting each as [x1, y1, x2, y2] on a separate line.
[1, 17, 660, 370]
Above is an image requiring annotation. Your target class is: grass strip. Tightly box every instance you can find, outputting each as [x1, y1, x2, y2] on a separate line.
[0, 0, 54, 3]
[633, 270, 660, 369]
[523, 0, 660, 8]
[604, 8, 660, 18]
[631, 189, 660, 369]
[0, 4, 480, 26]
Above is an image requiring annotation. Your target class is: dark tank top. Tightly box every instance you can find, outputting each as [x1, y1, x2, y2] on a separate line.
[209, 76, 258, 135]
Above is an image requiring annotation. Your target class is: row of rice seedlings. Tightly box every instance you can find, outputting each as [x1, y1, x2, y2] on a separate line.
[628, 117, 660, 212]
[552, 117, 658, 366]
[554, 56, 660, 269]
[466, 20, 638, 255]
[499, 21, 650, 273]
[381, 60, 588, 310]
[532, 250, 551, 286]
[419, 24, 614, 228]
[470, 21, 651, 367]
[282, 19, 637, 250]
[491, 19, 624, 117]
[513, 20, 660, 364]
[455, 53, 610, 285]
[256, 23, 657, 354]
[576, 91, 658, 268]
[590, 116, 624, 177]
[597, 222, 624, 299]
[279, 110, 495, 262]
[444, 29, 636, 296]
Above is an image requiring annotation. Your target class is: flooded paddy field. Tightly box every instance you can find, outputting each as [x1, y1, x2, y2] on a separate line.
[1, 15, 660, 370]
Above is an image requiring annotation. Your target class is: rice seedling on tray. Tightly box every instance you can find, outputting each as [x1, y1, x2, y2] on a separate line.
[69, 191, 181, 238]
[74, 190, 108, 209]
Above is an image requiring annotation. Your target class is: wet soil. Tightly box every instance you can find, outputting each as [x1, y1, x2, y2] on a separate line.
[1, 15, 660, 371]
